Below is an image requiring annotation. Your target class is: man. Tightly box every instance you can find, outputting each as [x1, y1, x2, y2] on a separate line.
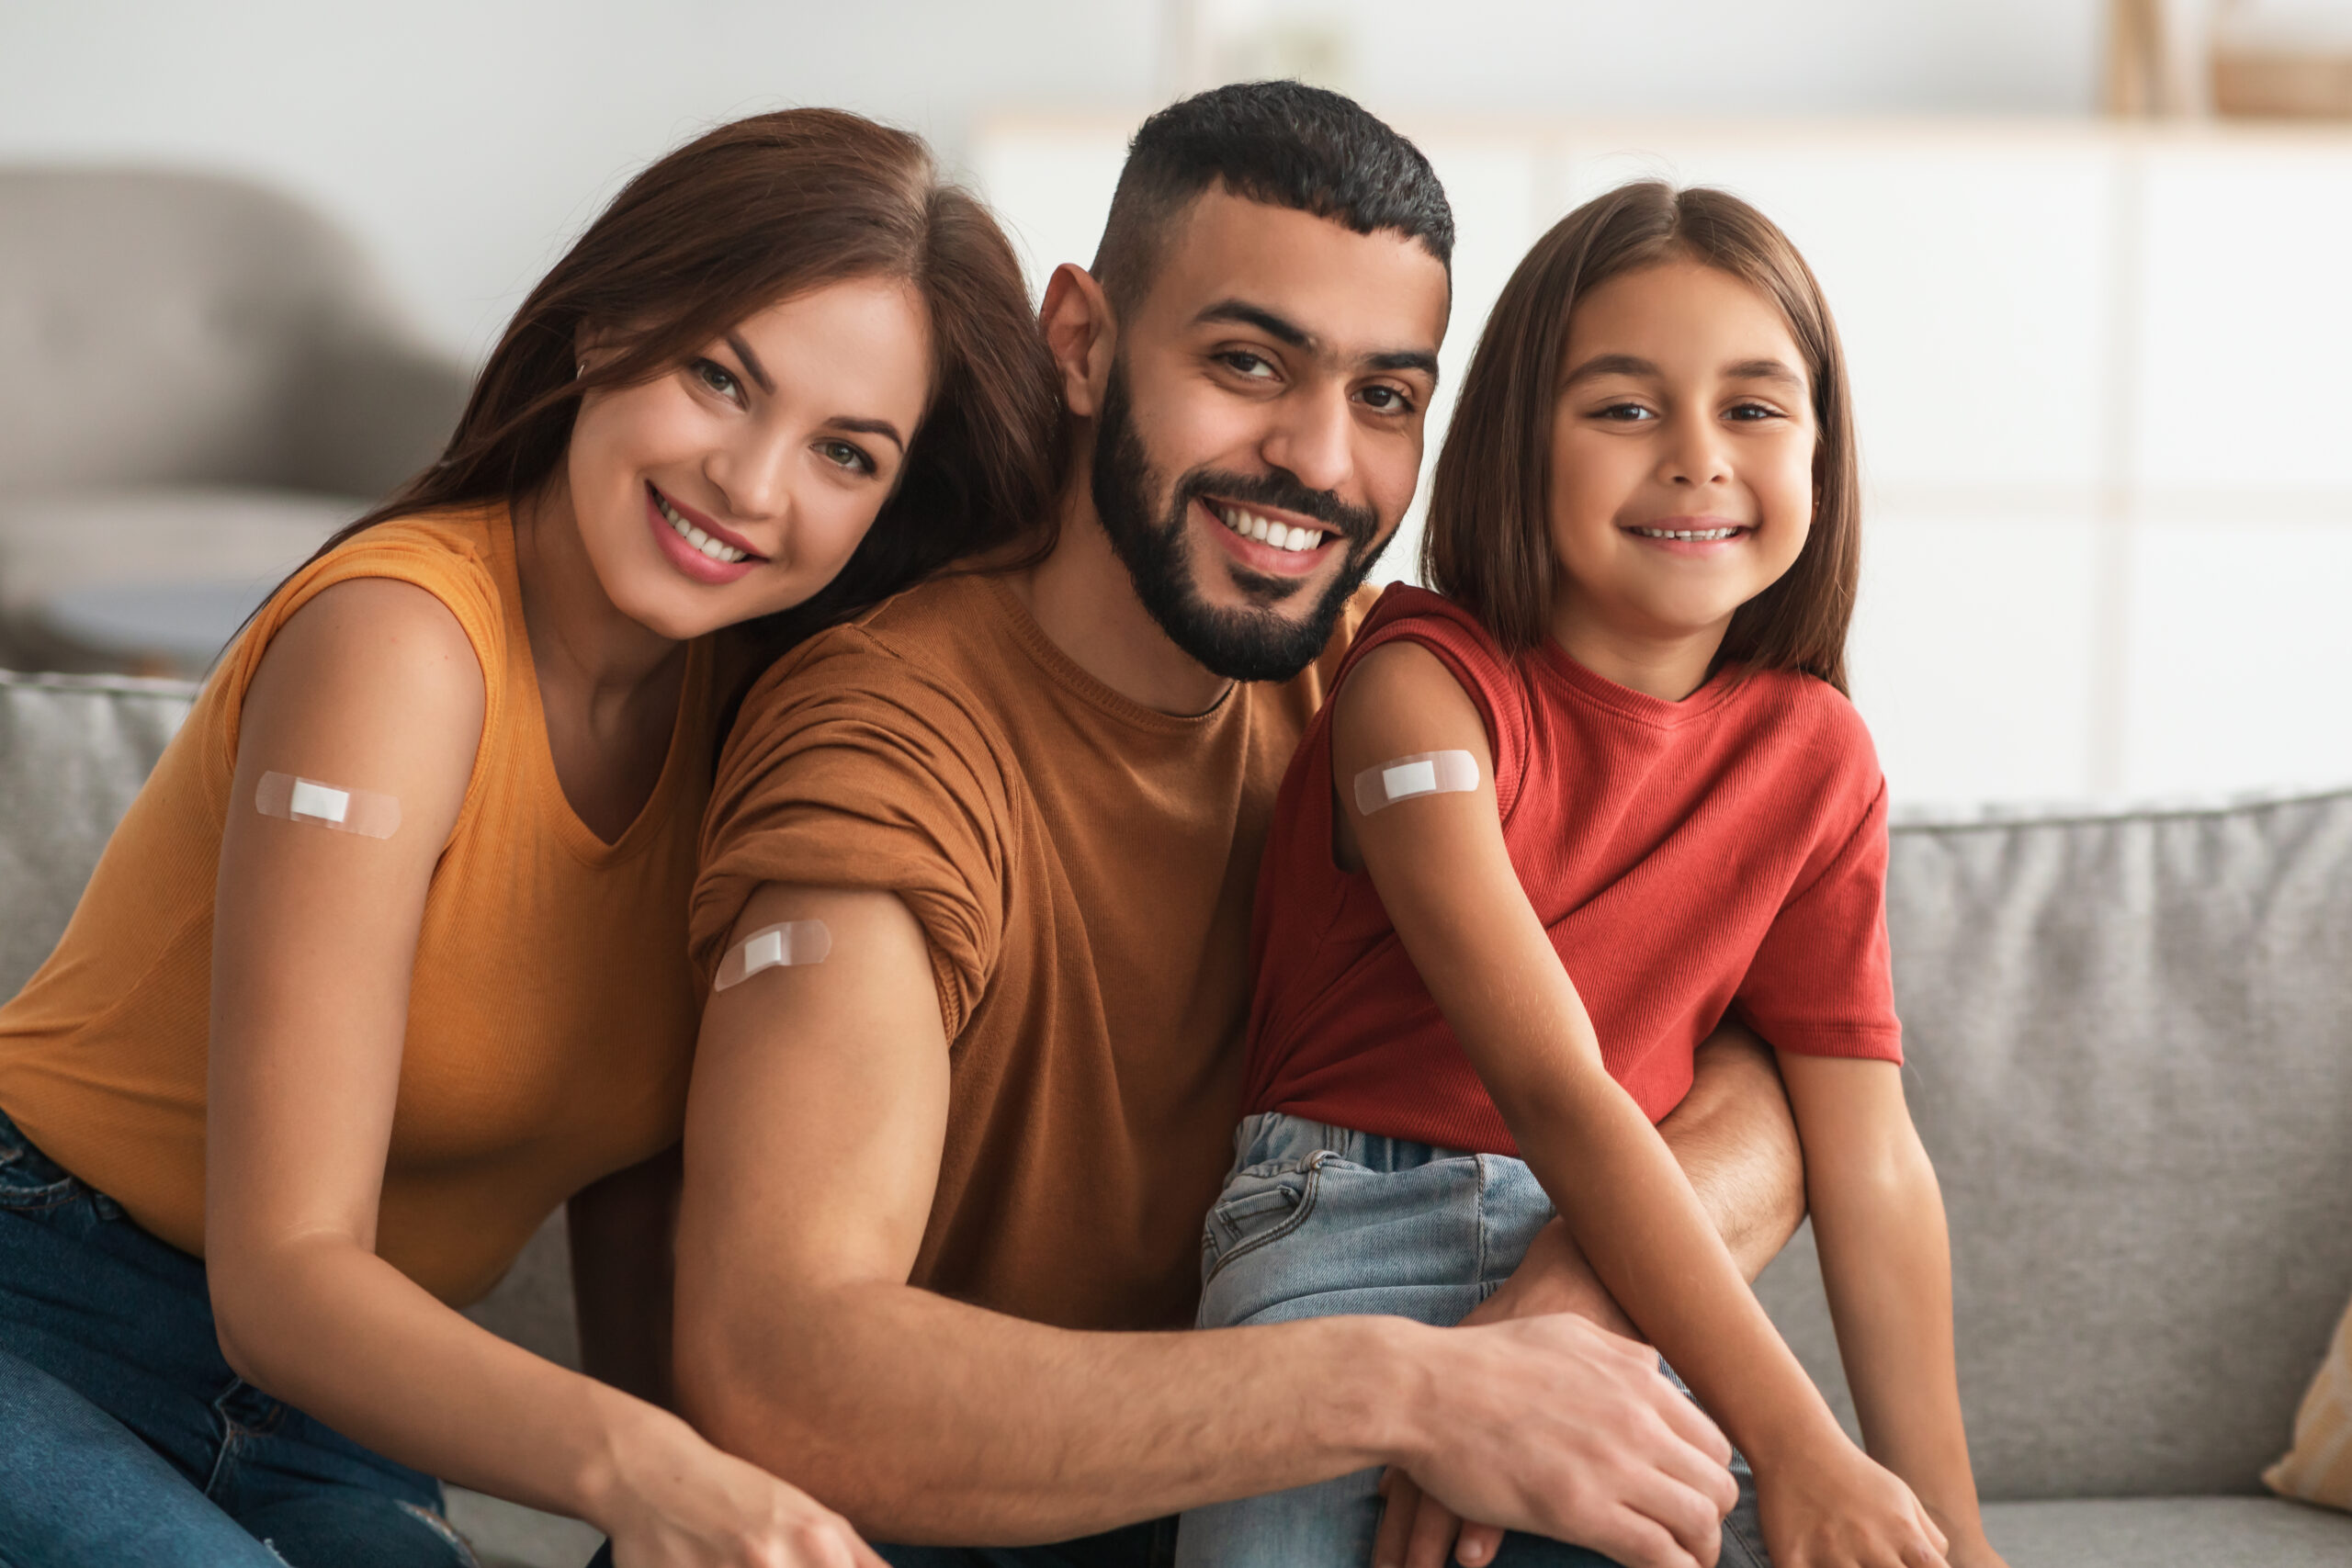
[674, 83, 1804, 1568]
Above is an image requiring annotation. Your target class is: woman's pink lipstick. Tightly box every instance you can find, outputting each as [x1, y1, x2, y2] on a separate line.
[646, 483, 763, 586]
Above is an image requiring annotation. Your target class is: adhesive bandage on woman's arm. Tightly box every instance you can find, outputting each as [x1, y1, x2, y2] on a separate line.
[1352, 750, 1481, 816]
[254, 772, 402, 839]
[713, 920, 833, 992]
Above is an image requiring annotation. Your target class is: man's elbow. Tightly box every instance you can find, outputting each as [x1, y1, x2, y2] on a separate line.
[673, 1298, 894, 1519]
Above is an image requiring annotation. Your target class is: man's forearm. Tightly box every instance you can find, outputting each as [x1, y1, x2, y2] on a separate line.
[1663, 1023, 1807, 1279]
[682, 1278, 1416, 1543]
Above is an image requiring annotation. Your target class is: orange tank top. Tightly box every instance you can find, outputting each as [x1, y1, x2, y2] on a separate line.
[0, 505, 712, 1305]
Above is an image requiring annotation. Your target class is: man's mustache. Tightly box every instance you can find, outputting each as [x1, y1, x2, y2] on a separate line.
[1175, 468, 1381, 548]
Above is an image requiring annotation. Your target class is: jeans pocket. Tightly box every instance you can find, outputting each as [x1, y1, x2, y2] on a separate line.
[1200, 1157, 1325, 1288]
[0, 1111, 82, 1213]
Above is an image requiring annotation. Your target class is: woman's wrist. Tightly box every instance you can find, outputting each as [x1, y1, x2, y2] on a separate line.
[570, 1382, 703, 1537]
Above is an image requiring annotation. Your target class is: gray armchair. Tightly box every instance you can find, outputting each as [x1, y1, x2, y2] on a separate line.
[0, 167, 470, 672]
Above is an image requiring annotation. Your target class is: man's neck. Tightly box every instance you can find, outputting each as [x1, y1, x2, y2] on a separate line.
[1006, 461, 1235, 717]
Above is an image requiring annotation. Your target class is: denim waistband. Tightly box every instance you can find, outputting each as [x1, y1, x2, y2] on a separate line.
[1232, 1110, 1486, 1179]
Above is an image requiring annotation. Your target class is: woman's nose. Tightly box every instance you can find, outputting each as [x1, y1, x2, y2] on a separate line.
[706, 434, 795, 524]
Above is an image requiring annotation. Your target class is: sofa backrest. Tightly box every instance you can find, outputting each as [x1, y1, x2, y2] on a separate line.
[1755, 790, 2352, 1500]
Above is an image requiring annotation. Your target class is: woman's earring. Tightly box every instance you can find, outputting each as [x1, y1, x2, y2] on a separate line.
[574, 361, 586, 380]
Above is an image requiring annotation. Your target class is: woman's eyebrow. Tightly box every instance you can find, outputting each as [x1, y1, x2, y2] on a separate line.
[723, 331, 776, 394]
[830, 416, 906, 452]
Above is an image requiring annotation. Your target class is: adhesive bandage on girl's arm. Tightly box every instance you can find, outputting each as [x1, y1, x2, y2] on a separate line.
[713, 920, 833, 992]
[1352, 750, 1481, 816]
[254, 772, 402, 839]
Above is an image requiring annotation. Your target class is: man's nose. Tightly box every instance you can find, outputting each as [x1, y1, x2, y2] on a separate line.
[1261, 387, 1354, 499]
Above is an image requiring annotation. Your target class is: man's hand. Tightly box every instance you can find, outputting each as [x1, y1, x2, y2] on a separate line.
[1377, 1224, 1638, 1568]
[1396, 1313, 1736, 1568]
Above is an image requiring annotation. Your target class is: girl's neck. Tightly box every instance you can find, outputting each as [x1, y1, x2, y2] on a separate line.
[1546, 589, 1729, 703]
[512, 473, 684, 703]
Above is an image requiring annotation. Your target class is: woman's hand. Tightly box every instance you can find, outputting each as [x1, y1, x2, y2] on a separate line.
[599, 1411, 888, 1568]
[1755, 1438, 1948, 1568]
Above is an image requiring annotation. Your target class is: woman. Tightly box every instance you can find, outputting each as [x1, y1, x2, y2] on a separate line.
[0, 108, 1057, 1568]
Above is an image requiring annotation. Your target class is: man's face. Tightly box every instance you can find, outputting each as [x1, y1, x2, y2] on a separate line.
[1090, 189, 1449, 682]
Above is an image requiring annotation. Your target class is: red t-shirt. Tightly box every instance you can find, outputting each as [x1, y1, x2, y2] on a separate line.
[1241, 586, 1903, 1155]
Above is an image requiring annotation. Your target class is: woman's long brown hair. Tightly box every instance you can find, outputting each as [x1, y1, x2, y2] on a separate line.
[259, 107, 1062, 679]
[1422, 181, 1860, 694]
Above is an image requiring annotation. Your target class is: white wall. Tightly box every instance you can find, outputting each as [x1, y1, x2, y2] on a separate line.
[0, 1, 2106, 358]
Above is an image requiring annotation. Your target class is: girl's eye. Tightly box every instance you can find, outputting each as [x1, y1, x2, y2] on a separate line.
[693, 359, 742, 400]
[818, 439, 876, 476]
[1726, 401, 1782, 422]
[1359, 384, 1416, 415]
[1594, 401, 1655, 423]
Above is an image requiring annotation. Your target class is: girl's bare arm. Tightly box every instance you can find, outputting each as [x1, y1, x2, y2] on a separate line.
[1332, 641, 1946, 1568]
[205, 579, 877, 1567]
[1779, 1054, 2005, 1566]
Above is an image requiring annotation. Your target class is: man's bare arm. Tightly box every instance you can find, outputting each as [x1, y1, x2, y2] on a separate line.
[673, 882, 1736, 1566]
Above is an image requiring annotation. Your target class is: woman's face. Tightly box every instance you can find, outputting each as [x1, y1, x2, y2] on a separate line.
[566, 275, 933, 641]
[1545, 258, 1817, 666]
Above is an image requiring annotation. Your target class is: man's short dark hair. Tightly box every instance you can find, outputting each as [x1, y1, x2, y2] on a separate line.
[1091, 80, 1454, 317]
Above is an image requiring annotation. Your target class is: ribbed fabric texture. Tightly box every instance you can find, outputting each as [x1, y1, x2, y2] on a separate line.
[1242, 585, 1902, 1156]
[0, 507, 711, 1306]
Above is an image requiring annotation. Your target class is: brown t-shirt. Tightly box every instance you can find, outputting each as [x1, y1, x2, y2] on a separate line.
[693, 571, 1366, 1331]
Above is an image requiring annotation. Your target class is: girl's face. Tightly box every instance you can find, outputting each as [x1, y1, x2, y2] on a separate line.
[566, 275, 933, 641]
[1545, 258, 1817, 672]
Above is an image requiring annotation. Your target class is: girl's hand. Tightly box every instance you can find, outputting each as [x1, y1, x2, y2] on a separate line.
[601, 1413, 888, 1568]
[1931, 1523, 2008, 1568]
[1757, 1440, 1948, 1568]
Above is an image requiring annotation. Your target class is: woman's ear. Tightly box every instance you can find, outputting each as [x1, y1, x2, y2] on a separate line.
[1039, 264, 1115, 420]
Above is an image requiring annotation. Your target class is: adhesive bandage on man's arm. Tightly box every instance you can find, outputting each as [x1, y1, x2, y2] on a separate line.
[254, 772, 402, 839]
[1352, 749, 1481, 816]
[714, 920, 833, 992]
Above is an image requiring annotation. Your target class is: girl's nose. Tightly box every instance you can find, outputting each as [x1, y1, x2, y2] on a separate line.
[1659, 418, 1733, 488]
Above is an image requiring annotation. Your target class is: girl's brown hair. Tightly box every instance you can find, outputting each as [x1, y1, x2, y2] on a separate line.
[277, 107, 1062, 665]
[1422, 181, 1860, 693]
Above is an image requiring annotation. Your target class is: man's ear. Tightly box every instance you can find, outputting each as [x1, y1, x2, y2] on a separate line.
[1040, 263, 1116, 420]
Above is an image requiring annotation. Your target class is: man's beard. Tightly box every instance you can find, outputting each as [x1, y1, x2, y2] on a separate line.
[1089, 359, 1389, 684]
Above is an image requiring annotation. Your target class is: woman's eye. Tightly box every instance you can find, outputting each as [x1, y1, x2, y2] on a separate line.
[693, 359, 741, 400]
[819, 439, 876, 476]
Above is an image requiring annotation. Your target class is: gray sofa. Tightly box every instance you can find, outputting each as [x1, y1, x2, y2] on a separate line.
[5, 668, 2349, 1568]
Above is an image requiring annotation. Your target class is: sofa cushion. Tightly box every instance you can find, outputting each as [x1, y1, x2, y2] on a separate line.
[1755, 787, 2352, 1501]
[1981, 1495, 2352, 1567]
[0, 671, 197, 995]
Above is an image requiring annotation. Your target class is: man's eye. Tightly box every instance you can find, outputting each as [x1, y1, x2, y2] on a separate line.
[1360, 385, 1415, 414]
[694, 359, 741, 399]
[1220, 351, 1276, 379]
[819, 439, 876, 476]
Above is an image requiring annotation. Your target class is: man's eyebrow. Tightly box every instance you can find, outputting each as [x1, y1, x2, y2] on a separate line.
[831, 416, 907, 452]
[1560, 352, 1658, 388]
[722, 332, 775, 394]
[1196, 299, 1439, 379]
[1725, 357, 1806, 388]
[1195, 299, 1314, 349]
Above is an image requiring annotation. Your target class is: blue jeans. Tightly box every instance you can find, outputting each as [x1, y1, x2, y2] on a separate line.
[0, 1105, 476, 1568]
[1173, 1112, 1769, 1568]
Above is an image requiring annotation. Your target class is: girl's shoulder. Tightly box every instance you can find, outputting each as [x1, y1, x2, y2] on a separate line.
[1341, 584, 1516, 693]
[1732, 664, 1883, 793]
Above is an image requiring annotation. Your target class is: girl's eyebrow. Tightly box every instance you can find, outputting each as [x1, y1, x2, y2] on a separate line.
[1560, 352, 1657, 387]
[1724, 356, 1804, 388]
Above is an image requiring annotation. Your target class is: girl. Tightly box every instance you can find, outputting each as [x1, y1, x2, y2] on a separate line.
[1178, 183, 2004, 1568]
[0, 109, 1057, 1568]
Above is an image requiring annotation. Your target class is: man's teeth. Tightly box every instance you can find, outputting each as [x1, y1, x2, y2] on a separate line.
[655, 492, 750, 563]
[1214, 502, 1325, 553]
[1633, 525, 1745, 542]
